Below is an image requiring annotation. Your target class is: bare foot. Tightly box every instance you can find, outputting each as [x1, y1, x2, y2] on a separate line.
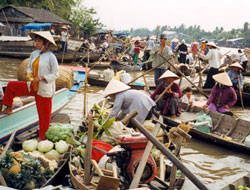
[171, 114, 176, 119]
[0, 107, 13, 115]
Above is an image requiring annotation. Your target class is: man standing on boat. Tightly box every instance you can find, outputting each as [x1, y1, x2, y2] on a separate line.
[198, 41, 223, 89]
[202, 72, 237, 114]
[61, 26, 68, 53]
[0, 31, 59, 140]
[151, 33, 175, 86]
[176, 39, 188, 64]
[227, 62, 243, 91]
[238, 49, 248, 71]
[151, 70, 181, 119]
[103, 79, 155, 124]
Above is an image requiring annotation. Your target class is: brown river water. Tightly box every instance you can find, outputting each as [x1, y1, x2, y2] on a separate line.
[0, 57, 250, 190]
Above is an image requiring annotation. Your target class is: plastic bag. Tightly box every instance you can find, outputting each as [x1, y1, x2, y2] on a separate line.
[244, 135, 250, 147]
[195, 111, 213, 133]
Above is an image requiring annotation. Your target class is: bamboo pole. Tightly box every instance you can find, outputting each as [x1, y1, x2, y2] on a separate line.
[158, 54, 209, 98]
[131, 118, 209, 190]
[83, 49, 89, 119]
[169, 144, 181, 190]
[143, 74, 150, 93]
[84, 115, 94, 185]
[155, 82, 174, 104]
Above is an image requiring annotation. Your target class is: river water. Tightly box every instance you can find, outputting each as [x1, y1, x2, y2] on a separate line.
[1, 57, 250, 190]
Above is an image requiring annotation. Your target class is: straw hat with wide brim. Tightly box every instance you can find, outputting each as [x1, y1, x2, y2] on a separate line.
[229, 62, 243, 70]
[29, 31, 57, 51]
[212, 72, 232, 86]
[103, 79, 131, 97]
[61, 25, 68, 30]
[158, 70, 179, 81]
[206, 41, 218, 48]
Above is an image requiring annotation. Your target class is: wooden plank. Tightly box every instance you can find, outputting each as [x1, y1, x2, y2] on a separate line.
[129, 119, 161, 189]
[159, 154, 165, 181]
[0, 130, 17, 160]
[169, 144, 181, 190]
[96, 176, 120, 190]
[226, 119, 240, 136]
[212, 114, 225, 132]
[91, 159, 104, 177]
[84, 116, 94, 185]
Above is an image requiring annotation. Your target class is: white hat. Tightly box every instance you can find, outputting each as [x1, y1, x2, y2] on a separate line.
[150, 36, 156, 40]
[212, 72, 232, 86]
[62, 25, 68, 30]
[181, 39, 185, 43]
[159, 70, 179, 81]
[229, 62, 243, 70]
[103, 79, 131, 97]
[171, 38, 179, 42]
[206, 41, 217, 48]
[29, 31, 57, 51]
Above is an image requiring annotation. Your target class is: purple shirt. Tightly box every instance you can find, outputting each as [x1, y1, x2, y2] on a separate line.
[206, 84, 237, 107]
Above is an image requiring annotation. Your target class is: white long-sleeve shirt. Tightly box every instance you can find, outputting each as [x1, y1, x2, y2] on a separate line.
[200, 49, 222, 69]
[27, 50, 59, 97]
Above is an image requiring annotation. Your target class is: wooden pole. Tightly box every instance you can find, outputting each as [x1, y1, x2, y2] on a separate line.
[169, 144, 181, 190]
[128, 58, 172, 85]
[83, 49, 89, 119]
[130, 118, 209, 190]
[143, 74, 150, 93]
[198, 58, 203, 89]
[2, 9, 12, 36]
[155, 82, 174, 104]
[129, 119, 161, 189]
[84, 115, 94, 185]
[238, 75, 244, 110]
[158, 54, 209, 98]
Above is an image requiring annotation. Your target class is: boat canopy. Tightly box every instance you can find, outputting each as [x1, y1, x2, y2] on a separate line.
[21, 23, 53, 31]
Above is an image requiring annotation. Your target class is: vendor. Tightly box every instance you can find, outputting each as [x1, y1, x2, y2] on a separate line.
[227, 62, 243, 91]
[104, 79, 155, 124]
[151, 70, 181, 118]
[203, 72, 237, 114]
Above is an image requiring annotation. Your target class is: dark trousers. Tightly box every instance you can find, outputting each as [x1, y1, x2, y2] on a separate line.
[203, 67, 218, 89]
[242, 61, 248, 71]
[154, 68, 166, 86]
[179, 54, 187, 64]
[61, 41, 67, 53]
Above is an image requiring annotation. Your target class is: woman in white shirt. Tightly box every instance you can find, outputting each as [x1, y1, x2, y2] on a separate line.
[0, 31, 59, 140]
[238, 49, 248, 71]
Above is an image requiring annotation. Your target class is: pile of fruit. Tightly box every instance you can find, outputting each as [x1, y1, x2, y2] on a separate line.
[237, 185, 250, 190]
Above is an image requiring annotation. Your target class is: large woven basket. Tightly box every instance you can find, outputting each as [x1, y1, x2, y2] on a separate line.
[17, 58, 74, 90]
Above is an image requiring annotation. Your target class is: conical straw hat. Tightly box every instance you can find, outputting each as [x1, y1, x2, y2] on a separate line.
[61, 25, 68, 30]
[103, 79, 131, 97]
[29, 31, 57, 51]
[206, 41, 217, 48]
[212, 72, 232, 86]
[159, 70, 179, 81]
[229, 62, 243, 70]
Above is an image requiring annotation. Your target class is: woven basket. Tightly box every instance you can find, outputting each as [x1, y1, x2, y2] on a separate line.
[17, 58, 74, 90]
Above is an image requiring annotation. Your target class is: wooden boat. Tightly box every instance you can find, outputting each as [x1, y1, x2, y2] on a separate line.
[162, 102, 250, 155]
[0, 67, 86, 144]
[87, 72, 155, 90]
[0, 113, 71, 189]
[0, 36, 101, 63]
[192, 88, 250, 105]
[220, 173, 250, 190]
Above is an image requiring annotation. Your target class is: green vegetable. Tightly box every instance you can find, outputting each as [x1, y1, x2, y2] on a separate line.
[94, 117, 116, 139]
[22, 139, 38, 152]
[37, 140, 54, 153]
[55, 140, 69, 154]
[46, 123, 73, 142]
[45, 150, 61, 161]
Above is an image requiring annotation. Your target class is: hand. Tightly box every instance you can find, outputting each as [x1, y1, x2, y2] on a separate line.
[224, 105, 229, 109]
[202, 104, 208, 109]
[33, 77, 40, 83]
[167, 88, 172, 93]
[171, 54, 176, 58]
[234, 75, 240, 79]
[155, 49, 159, 54]
[189, 101, 193, 105]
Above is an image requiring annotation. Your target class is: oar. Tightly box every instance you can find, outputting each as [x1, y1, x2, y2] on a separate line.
[158, 54, 209, 98]
[128, 57, 172, 85]
[238, 73, 244, 110]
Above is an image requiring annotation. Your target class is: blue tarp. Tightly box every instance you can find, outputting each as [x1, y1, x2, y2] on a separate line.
[21, 23, 53, 31]
[113, 32, 129, 37]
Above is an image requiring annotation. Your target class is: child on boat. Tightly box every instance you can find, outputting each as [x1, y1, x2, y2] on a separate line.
[181, 87, 196, 105]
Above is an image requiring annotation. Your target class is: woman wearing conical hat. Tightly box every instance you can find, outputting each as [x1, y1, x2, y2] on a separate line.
[151, 70, 181, 118]
[227, 62, 243, 91]
[0, 31, 59, 140]
[203, 72, 237, 114]
[103, 79, 155, 124]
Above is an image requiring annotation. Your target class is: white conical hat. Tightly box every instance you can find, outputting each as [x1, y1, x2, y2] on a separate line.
[206, 41, 217, 48]
[159, 70, 179, 81]
[229, 62, 243, 70]
[29, 31, 57, 50]
[212, 72, 232, 86]
[103, 79, 131, 97]
[62, 25, 68, 30]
